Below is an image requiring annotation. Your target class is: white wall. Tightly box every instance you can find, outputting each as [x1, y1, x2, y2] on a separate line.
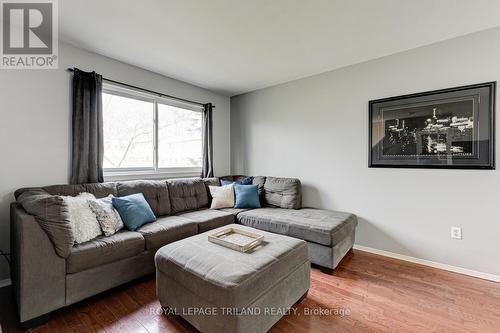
[231, 27, 500, 277]
[0, 42, 231, 281]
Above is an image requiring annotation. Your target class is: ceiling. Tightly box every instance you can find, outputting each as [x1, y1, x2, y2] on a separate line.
[60, 0, 500, 96]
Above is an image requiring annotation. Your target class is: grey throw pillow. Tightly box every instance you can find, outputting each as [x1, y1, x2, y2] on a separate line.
[88, 195, 124, 236]
[264, 177, 302, 209]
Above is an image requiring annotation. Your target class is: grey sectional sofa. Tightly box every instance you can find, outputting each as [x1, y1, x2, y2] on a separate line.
[11, 175, 357, 327]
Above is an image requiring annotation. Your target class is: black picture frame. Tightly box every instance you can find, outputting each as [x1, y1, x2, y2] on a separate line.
[369, 82, 495, 169]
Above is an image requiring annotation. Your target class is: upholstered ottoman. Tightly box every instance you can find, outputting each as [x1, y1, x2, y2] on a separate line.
[155, 224, 310, 333]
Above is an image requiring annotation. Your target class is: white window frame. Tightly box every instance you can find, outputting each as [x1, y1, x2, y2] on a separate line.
[102, 82, 204, 181]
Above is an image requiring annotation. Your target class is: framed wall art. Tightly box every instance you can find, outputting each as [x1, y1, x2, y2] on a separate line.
[369, 82, 495, 169]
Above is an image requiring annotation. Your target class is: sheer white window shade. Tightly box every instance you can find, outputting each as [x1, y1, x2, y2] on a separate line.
[102, 82, 203, 179]
[157, 103, 202, 169]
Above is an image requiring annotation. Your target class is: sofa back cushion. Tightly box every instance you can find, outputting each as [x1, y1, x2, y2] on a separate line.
[42, 182, 118, 198]
[168, 178, 209, 214]
[202, 177, 220, 205]
[264, 177, 302, 209]
[82, 183, 118, 198]
[219, 175, 247, 184]
[116, 180, 171, 216]
[253, 176, 266, 201]
[220, 176, 253, 186]
[15, 189, 73, 258]
[202, 177, 220, 187]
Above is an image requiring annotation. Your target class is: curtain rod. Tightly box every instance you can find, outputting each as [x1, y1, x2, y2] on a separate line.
[67, 67, 214, 109]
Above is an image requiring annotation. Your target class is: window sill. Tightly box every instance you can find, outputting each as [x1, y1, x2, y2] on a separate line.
[104, 170, 202, 182]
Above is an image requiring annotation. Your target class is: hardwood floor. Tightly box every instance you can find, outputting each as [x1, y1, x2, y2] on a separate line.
[1, 249, 500, 333]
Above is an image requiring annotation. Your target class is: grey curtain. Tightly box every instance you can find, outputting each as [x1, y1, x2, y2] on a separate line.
[70, 69, 104, 184]
[202, 103, 214, 178]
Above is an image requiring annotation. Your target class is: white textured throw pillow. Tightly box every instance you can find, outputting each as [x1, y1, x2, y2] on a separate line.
[88, 195, 124, 236]
[209, 184, 235, 209]
[63, 193, 102, 244]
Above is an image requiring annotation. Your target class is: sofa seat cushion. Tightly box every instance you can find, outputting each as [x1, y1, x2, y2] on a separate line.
[137, 216, 197, 250]
[237, 208, 357, 246]
[67, 231, 145, 273]
[217, 207, 252, 216]
[176, 209, 235, 233]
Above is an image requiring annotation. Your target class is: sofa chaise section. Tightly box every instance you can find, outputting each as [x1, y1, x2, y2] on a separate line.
[236, 208, 357, 246]
[229, 176, 357, 270]
[237, 208, 357, 270]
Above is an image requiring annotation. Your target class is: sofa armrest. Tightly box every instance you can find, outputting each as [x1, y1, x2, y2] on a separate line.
[10, 203, 66, 322]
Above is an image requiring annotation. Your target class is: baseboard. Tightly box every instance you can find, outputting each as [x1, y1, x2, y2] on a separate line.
[0, 278, 12, 288]
[353, 244, 500, 283]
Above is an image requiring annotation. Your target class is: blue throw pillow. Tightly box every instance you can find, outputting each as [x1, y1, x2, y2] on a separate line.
[221, 176, 254, 186]
[240, 176, 254, 185]
[112, 193, 156, 231]
[234, 184, 261, 209]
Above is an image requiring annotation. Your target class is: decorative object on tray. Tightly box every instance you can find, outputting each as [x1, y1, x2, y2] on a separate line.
[208, 227, 264, 252]
[369, 82, 495, 169]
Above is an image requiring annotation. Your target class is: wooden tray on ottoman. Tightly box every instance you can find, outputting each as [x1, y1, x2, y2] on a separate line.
[208, 227, 264, 252]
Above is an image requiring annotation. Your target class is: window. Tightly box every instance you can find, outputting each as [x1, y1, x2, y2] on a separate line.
[102, 83, 203, 177]
[102, 93, 154, 169]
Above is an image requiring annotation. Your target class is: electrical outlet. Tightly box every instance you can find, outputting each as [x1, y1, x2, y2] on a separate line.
[451, 226, 462, 240]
